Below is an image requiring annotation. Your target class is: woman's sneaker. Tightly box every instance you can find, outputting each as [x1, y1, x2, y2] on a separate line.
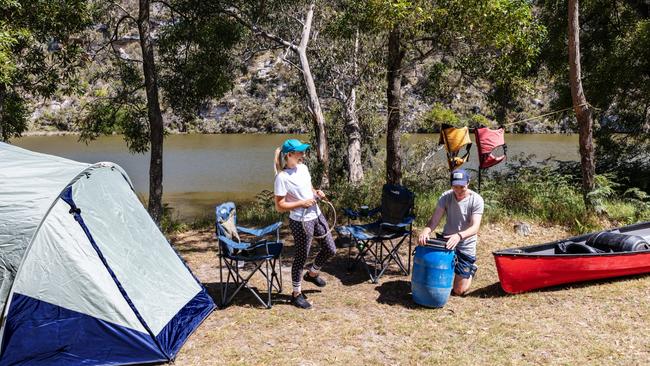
[291, 293, 311, 309]
[303, 272, 326, 287]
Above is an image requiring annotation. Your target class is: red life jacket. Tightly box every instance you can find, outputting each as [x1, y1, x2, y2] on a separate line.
[474, 126, 507, 169]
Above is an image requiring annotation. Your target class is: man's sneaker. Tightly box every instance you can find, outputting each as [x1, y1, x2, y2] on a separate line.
[291, 293, 311, 309]
[303, 272, 327, 287]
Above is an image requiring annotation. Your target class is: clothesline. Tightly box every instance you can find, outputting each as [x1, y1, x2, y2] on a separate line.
[499, 102, 599, 127]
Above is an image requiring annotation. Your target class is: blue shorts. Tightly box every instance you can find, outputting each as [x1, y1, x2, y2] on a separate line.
[454, 250, 477, 279]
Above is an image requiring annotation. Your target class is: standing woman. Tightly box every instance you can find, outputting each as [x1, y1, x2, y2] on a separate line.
[274, 139, 337, 309]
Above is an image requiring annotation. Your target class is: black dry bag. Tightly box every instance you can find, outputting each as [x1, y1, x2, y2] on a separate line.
[586, 232, 650, 253]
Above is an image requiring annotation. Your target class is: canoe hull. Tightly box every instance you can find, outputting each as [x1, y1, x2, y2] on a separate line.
[494, 251, 650, 294]
[493, 221, 650, 293]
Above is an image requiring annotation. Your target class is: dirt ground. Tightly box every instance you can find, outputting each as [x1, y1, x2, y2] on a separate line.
[170, 221, 650, 365]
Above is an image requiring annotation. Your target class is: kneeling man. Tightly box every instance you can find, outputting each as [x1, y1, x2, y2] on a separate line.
[418, 169, 484, 295]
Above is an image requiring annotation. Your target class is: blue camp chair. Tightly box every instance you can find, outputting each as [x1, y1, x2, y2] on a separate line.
[215, 202, 283, 309]
[336, 184, 415, 283]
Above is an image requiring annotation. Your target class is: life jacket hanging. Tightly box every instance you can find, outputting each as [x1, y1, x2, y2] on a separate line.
[474, 126, 507, 169]
[439, 124, 472, 170]
[474, 126, 508, 191]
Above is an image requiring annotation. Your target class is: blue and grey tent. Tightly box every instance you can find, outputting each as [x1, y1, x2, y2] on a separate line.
[0, 142, 215, 365]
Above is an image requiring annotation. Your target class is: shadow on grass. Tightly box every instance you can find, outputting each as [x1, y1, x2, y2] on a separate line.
[374, 280, 419, 309]
[321, 245, 415, 286]
[468, 272, 650, 298]
[321, 254, 372, 286]
[204, 282, 320, 309]
[173, 243, 215, 254]
[466, 282, 509, 298]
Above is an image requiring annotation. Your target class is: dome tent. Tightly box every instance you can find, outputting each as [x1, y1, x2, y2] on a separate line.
[0, 142, 214, 365]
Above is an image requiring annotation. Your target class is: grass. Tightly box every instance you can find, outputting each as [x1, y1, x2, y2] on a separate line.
[170, 220, 650, 365]
[160, 154, 650, 364]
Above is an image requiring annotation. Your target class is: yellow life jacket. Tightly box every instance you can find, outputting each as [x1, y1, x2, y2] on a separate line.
[439, 124, 472, 170]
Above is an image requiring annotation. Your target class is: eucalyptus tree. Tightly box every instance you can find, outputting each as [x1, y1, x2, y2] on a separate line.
[567, 0, 595, 209]
[81, 0, 240, 224]
[353, 0, 545, 185]
[0, 0, 91, 141]
[312, 3, 385, 186]
[539, 0, 650, 192]
[223, 0, 333, 187]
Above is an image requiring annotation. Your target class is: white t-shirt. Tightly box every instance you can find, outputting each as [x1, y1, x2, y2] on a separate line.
[274, 163, 321, 221]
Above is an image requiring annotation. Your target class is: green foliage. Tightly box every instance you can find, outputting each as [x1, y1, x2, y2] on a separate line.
[0, 90, 27, 140]
[586, 174, 619, 215]
[616, 188, 650, 224]
[423, 62, 451, 99]
[0, 0, 91, 140]
[78, 59, 150, 152]
[308, 100, 382, 186]
[79, 1, 240, 152]
[420, 104, 461, 131]
[158, 0, 242, 123]
[539, 0, 650, 190]
[236, 190, 284, 227]
[228, 148, 649, 236]
[479, 154, 587, 226]
[327, 167, 386, 213]
[160, 203, 189, 234]
[419, 104, 497, 132]
[470, 114, 496, 128]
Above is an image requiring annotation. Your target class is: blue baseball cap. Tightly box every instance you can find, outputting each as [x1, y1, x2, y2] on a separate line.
[281, 139, 310, 154]
[451, 169, 470, 186]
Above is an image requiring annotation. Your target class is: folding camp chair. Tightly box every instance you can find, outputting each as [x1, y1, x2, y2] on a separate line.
[474, 126, 507, 191]
[439, 124, 472, 170]
[215, 202, 283, 309]
[336, 184, 415, 283]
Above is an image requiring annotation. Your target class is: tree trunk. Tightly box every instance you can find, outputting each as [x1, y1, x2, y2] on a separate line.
[493, 83, 511, 125]
[345, 29, 364, 185]
[345, 86, 364, 185]
[223, 3, 329, 187]
[568, 0, 595, 210]
[138, 0, 165, 224]
[386, 26, 404, 185]
[297, 3, 329, 188]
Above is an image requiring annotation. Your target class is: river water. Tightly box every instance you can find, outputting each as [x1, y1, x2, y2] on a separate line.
[14, 133, 579, 219]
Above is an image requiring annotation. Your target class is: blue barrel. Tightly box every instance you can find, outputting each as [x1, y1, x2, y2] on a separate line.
[411, 245, 456, 308]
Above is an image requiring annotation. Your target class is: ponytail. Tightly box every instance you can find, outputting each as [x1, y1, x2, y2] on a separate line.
[274, 147, 285, 175]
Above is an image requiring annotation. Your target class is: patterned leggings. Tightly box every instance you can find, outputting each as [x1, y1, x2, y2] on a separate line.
[288, 214, 337, 292]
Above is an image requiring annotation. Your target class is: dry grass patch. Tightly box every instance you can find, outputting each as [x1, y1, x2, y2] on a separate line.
[170, 221, 650, 365]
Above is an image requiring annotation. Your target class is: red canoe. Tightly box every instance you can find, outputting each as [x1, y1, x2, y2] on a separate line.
[493, 221, 650, 294]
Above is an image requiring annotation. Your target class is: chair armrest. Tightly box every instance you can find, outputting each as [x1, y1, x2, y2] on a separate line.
[236, 221, 282, 238]
[380, 215, 415, 229]
[218, 235, 249, 251]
